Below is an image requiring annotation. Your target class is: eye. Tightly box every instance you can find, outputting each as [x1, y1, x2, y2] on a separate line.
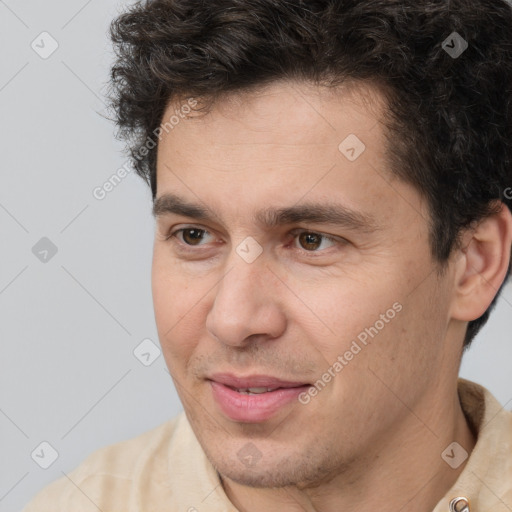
[164, 226, 344, 256]
[290, 230, 340, 253]
[166, 227, 214, 247]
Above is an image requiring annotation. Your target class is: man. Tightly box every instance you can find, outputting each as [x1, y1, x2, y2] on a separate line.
[23, 0, 512, 511]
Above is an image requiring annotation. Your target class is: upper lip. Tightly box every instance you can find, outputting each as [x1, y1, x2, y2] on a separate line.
[208, 373, 310, 389]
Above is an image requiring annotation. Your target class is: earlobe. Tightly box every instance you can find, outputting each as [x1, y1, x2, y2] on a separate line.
[450, 202, 512, 322]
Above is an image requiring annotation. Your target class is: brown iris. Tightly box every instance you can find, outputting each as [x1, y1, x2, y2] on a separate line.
[298, 232, 323, 251]
[182, 228, 205, 245]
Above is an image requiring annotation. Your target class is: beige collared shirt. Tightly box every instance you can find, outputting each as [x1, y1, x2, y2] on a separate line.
[22, 378, 512, 511]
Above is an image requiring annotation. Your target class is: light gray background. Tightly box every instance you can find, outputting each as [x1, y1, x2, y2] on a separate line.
[0, 1, 510, 511]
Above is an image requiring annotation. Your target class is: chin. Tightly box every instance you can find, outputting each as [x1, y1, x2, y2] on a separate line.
[217, 461, 303, 488]
[210, 447, 343, 489]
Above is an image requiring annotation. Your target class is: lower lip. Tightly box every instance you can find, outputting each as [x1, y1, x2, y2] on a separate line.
[209, 381, 311, 422]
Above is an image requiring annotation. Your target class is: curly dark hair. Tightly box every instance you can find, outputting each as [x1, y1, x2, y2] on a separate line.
[107, 0, 512, 349]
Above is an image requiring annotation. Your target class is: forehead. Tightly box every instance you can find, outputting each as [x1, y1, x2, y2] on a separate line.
[153, 80, 426, 233]
[161, 79, 386, 145]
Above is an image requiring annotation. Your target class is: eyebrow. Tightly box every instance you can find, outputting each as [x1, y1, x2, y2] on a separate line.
[152, 193, 378, 233]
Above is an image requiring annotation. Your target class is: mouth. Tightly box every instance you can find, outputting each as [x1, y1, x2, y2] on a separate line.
[207, 373, 312, 422]
[228, 386, 283, 395]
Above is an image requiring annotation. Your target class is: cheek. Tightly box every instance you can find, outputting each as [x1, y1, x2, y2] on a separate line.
[294, 271, 404, 356]
[151, 256, 203, 360]
[297, 267, 442, 397]
[152, 246, 199, 319]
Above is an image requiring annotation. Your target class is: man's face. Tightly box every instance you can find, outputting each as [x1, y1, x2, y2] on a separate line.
[152, 81, 459, 488]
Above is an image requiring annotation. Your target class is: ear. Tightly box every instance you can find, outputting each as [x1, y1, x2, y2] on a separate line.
[450, 202, 512, 322]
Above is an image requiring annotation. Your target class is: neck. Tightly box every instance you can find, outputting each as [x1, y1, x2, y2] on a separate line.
[220, 381, 476, 512]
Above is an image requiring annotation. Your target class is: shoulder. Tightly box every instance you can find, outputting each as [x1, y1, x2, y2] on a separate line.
[22, 413, 185, 512]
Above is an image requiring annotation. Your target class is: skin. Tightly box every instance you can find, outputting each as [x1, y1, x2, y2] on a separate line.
[151, 80, 512, 512]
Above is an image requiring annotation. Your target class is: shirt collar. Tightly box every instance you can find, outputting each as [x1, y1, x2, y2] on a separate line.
[433, 378, 512, 512]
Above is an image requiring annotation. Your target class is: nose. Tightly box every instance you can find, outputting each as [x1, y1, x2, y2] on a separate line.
[205, 250, 287, 347]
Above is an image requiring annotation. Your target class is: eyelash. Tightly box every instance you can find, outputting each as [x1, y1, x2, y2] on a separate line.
[164, 226, 343, 256]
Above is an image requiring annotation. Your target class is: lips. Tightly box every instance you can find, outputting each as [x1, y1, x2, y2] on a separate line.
[209, 373, 309, 390]
[208, 373, 311, 422]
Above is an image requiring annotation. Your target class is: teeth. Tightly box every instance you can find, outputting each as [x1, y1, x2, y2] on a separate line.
[237, 387, 277, 394]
